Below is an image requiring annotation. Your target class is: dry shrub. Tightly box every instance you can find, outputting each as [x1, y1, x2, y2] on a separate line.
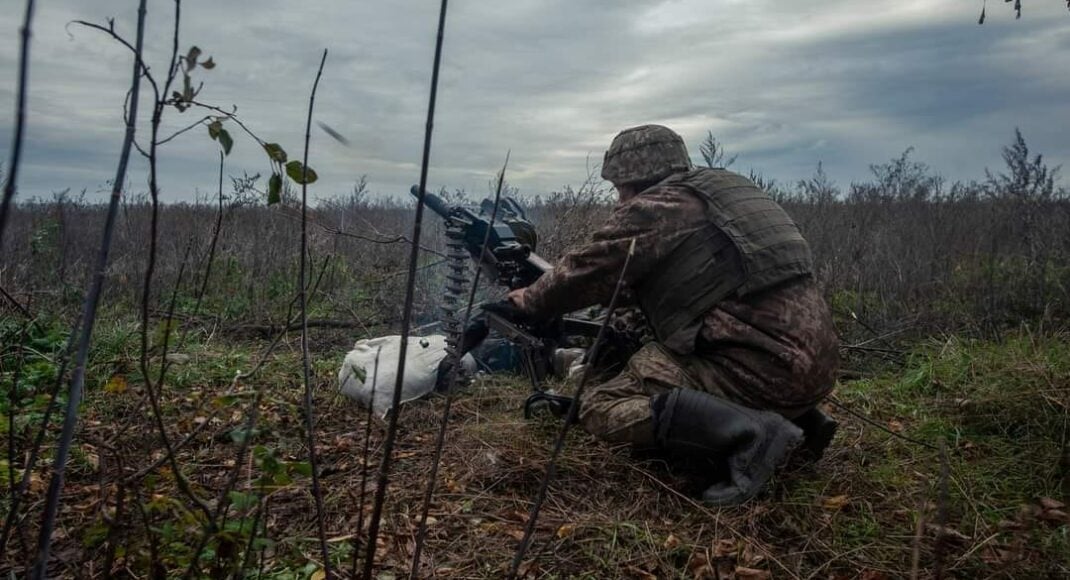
[3, 132, 1067, 340]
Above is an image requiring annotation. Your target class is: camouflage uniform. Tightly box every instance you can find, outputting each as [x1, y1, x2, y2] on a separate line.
[522, 177, 839, 447]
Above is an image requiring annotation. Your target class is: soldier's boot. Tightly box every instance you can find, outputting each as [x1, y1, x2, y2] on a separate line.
[790, 406, 838, 461]
[651, 389, 803, 507]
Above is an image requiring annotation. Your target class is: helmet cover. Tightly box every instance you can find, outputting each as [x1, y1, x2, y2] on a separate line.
[601, 124, 693, 185]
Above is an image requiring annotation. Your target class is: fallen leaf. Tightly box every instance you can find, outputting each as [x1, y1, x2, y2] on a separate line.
[557, 523, 577, 539]
[28, 472, 44, 493]
[687, 551, 711, 578]
[712, 539, 736, 557]
[310, 569, 326, 580]
[822, 494, 850, 510]
[663, 533, 681, 550]
[887, 420, 904, 433]
[104, 374, 128, 394]
[444, 478, 466, 493]
[735, 566, 771, 579]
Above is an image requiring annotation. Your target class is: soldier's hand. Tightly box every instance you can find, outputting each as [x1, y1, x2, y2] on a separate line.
[506, 288, 529, 312]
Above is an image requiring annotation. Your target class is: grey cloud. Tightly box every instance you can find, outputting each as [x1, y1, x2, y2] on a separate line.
[2, 0, 1069, 203]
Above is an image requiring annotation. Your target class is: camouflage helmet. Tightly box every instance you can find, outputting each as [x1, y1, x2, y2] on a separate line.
[601, 124, 693, 186]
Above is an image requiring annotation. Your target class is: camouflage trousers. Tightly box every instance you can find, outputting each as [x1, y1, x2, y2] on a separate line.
[576, 342, 723, 446]
[577, 341, 811, 446]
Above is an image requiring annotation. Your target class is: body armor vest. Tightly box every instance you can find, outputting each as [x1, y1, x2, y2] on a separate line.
[636, 168, 814, 353]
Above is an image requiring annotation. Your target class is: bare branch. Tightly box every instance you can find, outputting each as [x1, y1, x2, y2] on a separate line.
[298, 48, 332, 578]
[0, 0, 37, 250]
[29, 0, 148, 575]
[156, 114, 213, 146]
[69, 19, 160, 101]
[0, 285, 31, 318]
[507, 239, 636, 577]
[363, 1, 451, 575]
[410, 151, 510, 577]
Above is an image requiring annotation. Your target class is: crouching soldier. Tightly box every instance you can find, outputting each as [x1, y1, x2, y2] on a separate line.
[507, 125, 840, 505]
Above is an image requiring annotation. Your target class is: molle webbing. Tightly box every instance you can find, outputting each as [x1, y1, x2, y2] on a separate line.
[638, 169, 813, 353]
[662, 170, 813, 296]
[637, 225, 742, 352]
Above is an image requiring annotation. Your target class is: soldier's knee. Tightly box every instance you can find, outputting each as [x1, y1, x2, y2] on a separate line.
[577, 392, 657, 446]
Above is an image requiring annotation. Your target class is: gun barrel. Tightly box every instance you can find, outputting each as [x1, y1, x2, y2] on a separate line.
[409, 185, 452, 219]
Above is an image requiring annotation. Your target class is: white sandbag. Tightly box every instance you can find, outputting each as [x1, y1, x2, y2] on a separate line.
[338, 334, 475, 418]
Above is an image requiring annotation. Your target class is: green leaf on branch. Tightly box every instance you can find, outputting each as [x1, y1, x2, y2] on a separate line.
[172, 91, 188, 112]
[208, 119, 223, 140]
[285, 161, 318, 185]
[267, 173, 282, 205]
[263, 143, 287, 163]
[218, 129, 234, 156]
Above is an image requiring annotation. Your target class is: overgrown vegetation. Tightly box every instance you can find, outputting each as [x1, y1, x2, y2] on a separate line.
[2, 129, 1069, 577]
[4, 130, 1067, 339]
[1, 1, 1068, 576]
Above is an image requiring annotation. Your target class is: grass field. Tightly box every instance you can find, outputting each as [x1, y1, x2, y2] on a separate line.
[3, 317, 1067, 578]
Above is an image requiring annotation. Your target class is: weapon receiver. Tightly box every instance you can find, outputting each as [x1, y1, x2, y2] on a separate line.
[410, 185, 551, 289]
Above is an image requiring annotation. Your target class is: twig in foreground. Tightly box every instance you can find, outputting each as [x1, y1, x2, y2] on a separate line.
[409, 151, 510, 578]
[507, 238, 637, 578]
[362, 0, 450, 577]
[299, 47, 332, 578]
[0, 0, 36, 249]
[29, 1, 146, 575]
[351, 346, 382, 578]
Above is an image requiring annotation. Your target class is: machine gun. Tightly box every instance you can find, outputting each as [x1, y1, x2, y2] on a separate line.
[411, 185, 608, 416]
[410, 185, 551, 290]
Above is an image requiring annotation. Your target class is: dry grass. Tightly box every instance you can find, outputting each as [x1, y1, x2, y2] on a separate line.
[4, 325, 1066, 579]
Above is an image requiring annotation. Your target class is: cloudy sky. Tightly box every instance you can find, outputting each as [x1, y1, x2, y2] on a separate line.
[2, 0, 1069, 203]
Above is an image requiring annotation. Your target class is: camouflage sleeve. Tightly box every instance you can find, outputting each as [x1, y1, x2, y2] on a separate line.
[522, 186, 705, 319]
